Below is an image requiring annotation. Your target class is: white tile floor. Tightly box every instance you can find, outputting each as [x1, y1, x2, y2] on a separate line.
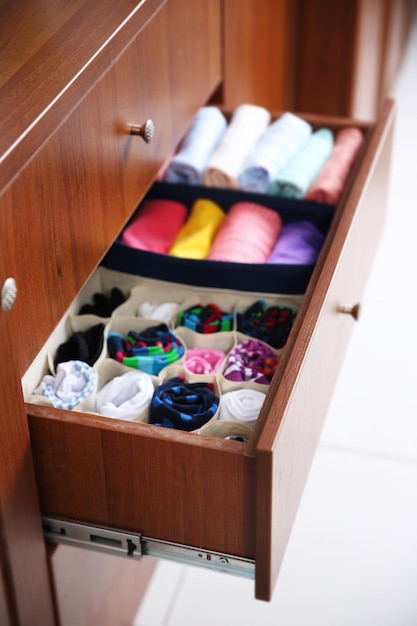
[134, 20, 417, 626]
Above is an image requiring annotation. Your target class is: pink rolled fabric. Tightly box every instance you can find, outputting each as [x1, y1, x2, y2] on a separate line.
[305, 127, 364, 204]
[207, 202, 282, 263]
[121, 199, 188, 253]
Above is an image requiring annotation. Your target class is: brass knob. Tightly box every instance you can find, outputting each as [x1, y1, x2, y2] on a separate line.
[338, 303, 360, 321]
[129, 119, 154, 143]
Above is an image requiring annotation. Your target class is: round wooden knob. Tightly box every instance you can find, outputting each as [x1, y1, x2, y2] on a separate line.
[129, 119, 154, 143]
[1, 277, 17, 311]
[338, 303, 361, 321]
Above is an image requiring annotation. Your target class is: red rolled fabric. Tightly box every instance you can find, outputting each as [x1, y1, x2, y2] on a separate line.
[121, 199, 188, 253]
[207, 201, 282, 263]
[305, 127, 364, 205]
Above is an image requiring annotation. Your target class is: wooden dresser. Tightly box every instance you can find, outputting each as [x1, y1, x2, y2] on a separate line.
[0, 0, 396, 623]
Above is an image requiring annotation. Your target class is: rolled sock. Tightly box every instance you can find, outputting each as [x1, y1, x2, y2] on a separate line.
[203, 104, 271, 188]
[95, 370, 154, 420]
[164, 107, 227, 184]
[54, 323, 105, 368]
[304, 126, 364, 204]
[223, 339, 279, 385]
[266, 221, 325, 264]
[149, 376, 219, 431]
[34, 360, 96, 410]
[137, 302, 180, 324]
[121, 199, 187, 253]
[239, 113, 312, 193]
[183, 348, 226, 374]
[168, 199, 226, 259]
[219, 388, 266, 429]
[207, 201, 282, 263]
[269, 128, 334, 199]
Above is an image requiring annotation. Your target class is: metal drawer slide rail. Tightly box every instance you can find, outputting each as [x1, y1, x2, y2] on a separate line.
[43, 517, 255, 579]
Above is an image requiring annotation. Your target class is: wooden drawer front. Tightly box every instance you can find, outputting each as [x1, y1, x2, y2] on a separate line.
[1, 0, 221, 377]
[26, 100, 395, 602]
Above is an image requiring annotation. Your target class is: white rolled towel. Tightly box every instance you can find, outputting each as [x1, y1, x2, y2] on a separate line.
[95, 370, 154, 421]
[239, 113, 312, 193]
[203, 104, 271, 188]
[219, 388, 266, 430]
[164, 107, 227, 184]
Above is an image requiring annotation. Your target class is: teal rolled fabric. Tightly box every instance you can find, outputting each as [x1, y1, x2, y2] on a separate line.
[269, 128, 334, 199]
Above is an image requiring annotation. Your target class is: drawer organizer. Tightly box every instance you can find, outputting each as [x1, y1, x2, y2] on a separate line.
[24, 99, 396, 601]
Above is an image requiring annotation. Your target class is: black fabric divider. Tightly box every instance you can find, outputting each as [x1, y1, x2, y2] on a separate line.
[102, 182, 335, 294]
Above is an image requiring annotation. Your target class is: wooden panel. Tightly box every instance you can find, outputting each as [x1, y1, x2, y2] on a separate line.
[47, 544, 157, 626]
[1, 0, 221, 378]
[221, 0, 296, 110]
[254, 99, 396, 601]
[28, 410, 256, 558]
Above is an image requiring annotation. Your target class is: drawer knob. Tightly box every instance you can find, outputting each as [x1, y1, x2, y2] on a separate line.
[129, 119, 154, 143]
[338, 303, 361, 321]
[1, 277, 17, 312]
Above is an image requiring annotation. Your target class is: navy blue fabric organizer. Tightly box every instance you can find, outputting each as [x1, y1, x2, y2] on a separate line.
[102, 182, 335, 294]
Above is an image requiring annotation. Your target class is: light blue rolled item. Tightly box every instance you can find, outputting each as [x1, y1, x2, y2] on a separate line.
[164, 106, 227, 185]
[239, 113, 312, 193]
[269, 128, 334, 199]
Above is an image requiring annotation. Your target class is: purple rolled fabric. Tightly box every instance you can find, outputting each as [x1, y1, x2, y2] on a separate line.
[266, 221, 325, 265]
[222, 339, 279, 385]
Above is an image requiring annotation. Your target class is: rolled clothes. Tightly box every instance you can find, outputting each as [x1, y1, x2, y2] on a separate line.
[304, 126, 364, 204]
[239, 113, 312, 193]
[269, 128, 334, 199]
[34, 360, 96, 410]
[183, 348, 226, 375]
[222, 339, 279, 385]
[95, 370, 154, 420]
[79, 288, 126, 317]
[121, 199, 187, 253]
[107, 324, 185, 375]
[164, 107, 227, 184]
[219, 388, 266, 430]
[177, 303, 233, 333]
[54, 323, 105, 369]
[168, 199, 226, 259]
[149, 376, 219, 431]
[266, 221, 325, 265]
[203, 104, 271, 188]
[236, 300, 296, 349]
[137, 302, 180, 324]
[207, 201, 282, 263]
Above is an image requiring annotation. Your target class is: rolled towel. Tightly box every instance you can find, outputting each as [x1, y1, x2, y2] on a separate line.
[168, 199, 226, 259]
[164, 107, 227, 184]
[269, 128, 334, 199]
[305, 126, 364, 204]
[207, 201, 282, 263]
[266, 221, 325, 265]
[121, 199, 187, 253]
[34, 360, 96, 410]
[222, 339, 279, 385]
[203, 104, 271, 188]
[239, 113, 312, 193]
[95, 370, 154, 420]
[149, 376, 219, 431]
[219, 388, 266, 430]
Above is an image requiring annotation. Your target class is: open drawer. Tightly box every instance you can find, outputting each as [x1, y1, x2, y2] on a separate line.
[24, 99, 395, 601]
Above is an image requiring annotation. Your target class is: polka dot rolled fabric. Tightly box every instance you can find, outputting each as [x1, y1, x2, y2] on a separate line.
[34, 360, 96, 410]
[95, 370, 154, 421]
[149, 376, 219, 431]
[236, 300, 297, 349]
[203, 104, 271, 188]
[121, 199, 187, 253]
[164, 106, 227, 185]
[304, 126, 364, 205]
[207, 202, 282, 263]
[168, 199, 226, 259]
[269, 128, 334, 199]
[107, 324, 185, 376]
[223, 339, 279, 385]
[183, 348, 226, 375]
[219, 388, 266, 430]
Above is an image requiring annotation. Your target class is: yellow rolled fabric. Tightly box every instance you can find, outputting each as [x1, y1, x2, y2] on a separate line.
[168, 199, 226, 259]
